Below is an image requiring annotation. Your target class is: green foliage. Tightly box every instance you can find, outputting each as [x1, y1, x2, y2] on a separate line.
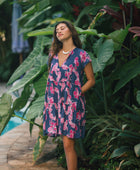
[26, 96, 45, 120]
[0, 85, 42, 135]
[33, 71, 48, 96]
[108, 25, 130, 51]
[1, 0, 140, 169]
[0, 93, 13, 134]
[110, 146, 130, 159]
[13, 85, 32, 111]
[0, 0, 6, 5]
[107, 111, 140, 169]
[123, 0, 138, 3]
[27, 25, 107, 38]
[8, 54, 47, 93]
[91, 38, 114, 73]
[33, 127, 48, 162]
[27, 27, 54, 37]
[7, 36, 49, 85]
[113, 58, 140, 93]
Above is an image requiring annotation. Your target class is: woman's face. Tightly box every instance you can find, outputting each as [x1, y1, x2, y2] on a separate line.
[56, 23, 72, 42]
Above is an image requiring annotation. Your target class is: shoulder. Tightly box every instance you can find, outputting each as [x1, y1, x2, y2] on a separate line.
[75, 48, 91, 69]
[75, 48, 86, 53]
[75, 48, 90, 60]
[75, 48, 89, 57]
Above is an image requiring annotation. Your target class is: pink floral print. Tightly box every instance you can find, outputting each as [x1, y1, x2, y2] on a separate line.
[43, 48, 91, 138]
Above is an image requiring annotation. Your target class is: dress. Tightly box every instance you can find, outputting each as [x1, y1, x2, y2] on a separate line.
[43, 47, 91, 138]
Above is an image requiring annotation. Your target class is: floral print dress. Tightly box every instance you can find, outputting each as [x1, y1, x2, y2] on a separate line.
[43, 47, 91, 138]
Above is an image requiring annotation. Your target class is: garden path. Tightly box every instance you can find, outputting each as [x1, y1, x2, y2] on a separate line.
[0, 83, 65, 170]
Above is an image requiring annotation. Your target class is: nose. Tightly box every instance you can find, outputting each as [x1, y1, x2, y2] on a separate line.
[56, 29, 61, 33]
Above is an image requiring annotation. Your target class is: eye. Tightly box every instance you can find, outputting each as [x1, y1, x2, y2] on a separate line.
[61, 27, 65, 30]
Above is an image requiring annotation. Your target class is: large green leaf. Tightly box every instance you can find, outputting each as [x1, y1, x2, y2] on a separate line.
[24, 6, 52, 28]
[75, 5, 99, 26]
[92, 38, 114, 73]
[33, 71, 48, 96]
[7, 36, 48, 85]
[18, 0, 65, 26]
[134, 143, 140, 157]
[110, 146, 129, 159]
[28, 25, 107, 38]
[26, 95, 45, 120]
[75, 0, 118, 26]
[12, 85, 32, 111]
[76, 27, 98, 36]
[0, 93, 12, 116]
[108, 25, 130, 51]
[33, 127, 48, 161]
[8, 55, 48, 93]
[27, 27, 54, 37]
[76, 27, 107, 38]
[23, 5, 36, 15]
[0, 93, 13, 135]
[114, 58, 140, 93]
[26, 18, 69, 36]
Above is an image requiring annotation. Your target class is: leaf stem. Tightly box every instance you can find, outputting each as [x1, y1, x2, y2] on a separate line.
[12, 114, 42, 128]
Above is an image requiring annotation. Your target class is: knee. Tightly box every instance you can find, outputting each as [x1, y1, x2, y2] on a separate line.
[63, 136, 75, 153]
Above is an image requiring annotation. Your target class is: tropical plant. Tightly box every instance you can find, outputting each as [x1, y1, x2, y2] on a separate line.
[103, 91, 140, 169]
[0, 0, 140, 169]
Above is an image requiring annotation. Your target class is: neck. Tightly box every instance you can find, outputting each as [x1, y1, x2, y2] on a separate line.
[62, 38, 75, 51]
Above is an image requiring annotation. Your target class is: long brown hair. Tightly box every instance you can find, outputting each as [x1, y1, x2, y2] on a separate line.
[48, 21, 82, 69]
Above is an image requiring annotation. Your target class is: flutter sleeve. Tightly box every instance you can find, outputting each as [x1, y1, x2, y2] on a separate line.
[80, 50, 92, 69]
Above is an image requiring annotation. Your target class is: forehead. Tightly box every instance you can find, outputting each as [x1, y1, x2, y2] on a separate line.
[56, 23, 67, 30]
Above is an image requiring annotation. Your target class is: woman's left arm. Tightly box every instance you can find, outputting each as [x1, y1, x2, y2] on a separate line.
[81, 62, 95, 94]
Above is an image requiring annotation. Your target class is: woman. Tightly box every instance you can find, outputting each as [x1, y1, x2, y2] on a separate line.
[43, 21, 95, 170]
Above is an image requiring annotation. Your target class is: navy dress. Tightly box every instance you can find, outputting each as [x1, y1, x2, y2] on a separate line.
[43, 47, 91, 138]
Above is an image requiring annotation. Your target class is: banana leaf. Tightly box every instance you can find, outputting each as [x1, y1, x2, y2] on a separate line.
[91, 38, 114, 73]
[7, 36, 49, 85]
[0, 93, 13, 135]
[108, 24, 130, 51]
[26, 95, 45, 120]
[114, 58, 140, 93]
[8, 54, 48, 93]
[12, 85, 32, 111]
[33, 71, 48, 96]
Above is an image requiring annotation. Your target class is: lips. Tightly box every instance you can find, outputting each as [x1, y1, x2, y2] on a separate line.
[58, 34, 63, 37]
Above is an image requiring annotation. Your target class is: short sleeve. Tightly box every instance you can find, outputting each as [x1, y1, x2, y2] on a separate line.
[80, 50, 92, 69]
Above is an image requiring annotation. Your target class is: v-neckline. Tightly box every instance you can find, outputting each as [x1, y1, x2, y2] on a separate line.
[57, 47, 77, 68]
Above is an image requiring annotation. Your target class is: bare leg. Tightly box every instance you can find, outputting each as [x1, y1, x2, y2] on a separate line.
[62, 136, 78, 170]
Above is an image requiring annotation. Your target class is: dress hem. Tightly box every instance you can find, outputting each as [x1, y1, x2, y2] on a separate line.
[43, 131, 85, 139]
